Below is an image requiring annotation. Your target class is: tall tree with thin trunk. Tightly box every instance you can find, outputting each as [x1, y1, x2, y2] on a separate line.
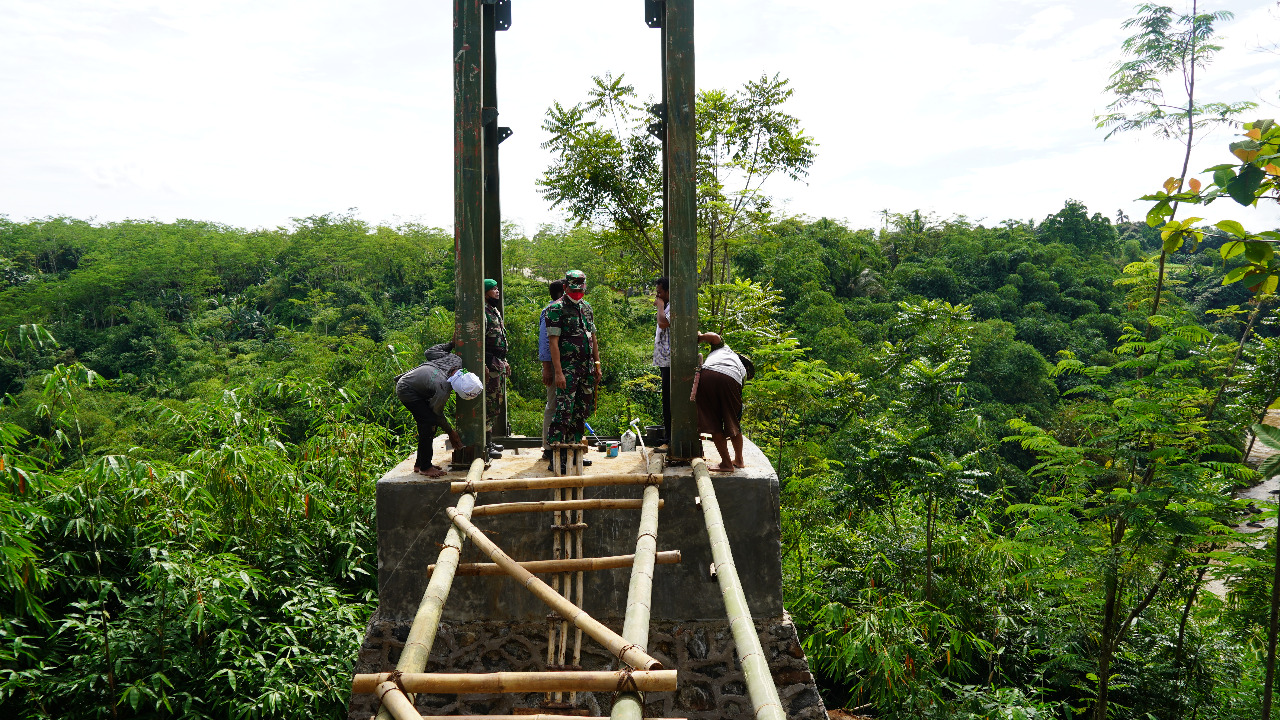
[1095, 2, 1255, 323]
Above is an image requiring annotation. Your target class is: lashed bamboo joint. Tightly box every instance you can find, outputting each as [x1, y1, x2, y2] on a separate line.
[471, 499, 661, 517]
[430, 551, 682, 576]
[451, 473, 661, 493]
[445, 508, 663, 671]
[352, 669, 677, 694]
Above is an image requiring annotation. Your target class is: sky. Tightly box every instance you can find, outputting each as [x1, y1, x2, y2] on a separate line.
[2, 0, 1278, 234]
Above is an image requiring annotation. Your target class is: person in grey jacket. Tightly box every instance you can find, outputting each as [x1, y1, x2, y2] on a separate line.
[396, 342, 474, 477]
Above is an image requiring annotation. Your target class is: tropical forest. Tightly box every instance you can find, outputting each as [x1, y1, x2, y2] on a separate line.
[3, 4, 1280, 720]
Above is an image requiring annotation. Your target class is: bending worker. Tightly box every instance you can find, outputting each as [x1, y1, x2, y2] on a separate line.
[546, 270, 602, 469]
[395, 342, 483, 478]
[695, 332, 749, 472]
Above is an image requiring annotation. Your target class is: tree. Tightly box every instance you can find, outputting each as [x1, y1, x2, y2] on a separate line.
[697, 74, 816, 288]
[1095, 1, 1255, 319]
[1036, 199, 1119, 254]
[1007, 325, 1245, 720]
[539, 73, 816, 291]
[539, 74, 664, 285]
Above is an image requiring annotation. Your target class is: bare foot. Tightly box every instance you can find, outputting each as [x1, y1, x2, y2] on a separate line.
[732, 459, 745, 468]
[417, 465, 447, 478]
[711, 462, 734, 473]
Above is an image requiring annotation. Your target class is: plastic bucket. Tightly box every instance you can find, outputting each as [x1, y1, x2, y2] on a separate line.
[606, 442, 620, 458]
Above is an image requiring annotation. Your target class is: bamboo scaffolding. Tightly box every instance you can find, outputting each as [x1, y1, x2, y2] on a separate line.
[571, 447, 585, 702]
[423, 715, 685, 720]
[372, 458, 485, 720]
[609, 482, 663, 720]
[546, 480, 563, 701]
[432, 551, 682, 576]
[451, 474, 660, 493]
[352, 669, 677, 695]
[470, 498, 660, 517]
[445, 508, 662, 671]
[692, 459, 786, 720]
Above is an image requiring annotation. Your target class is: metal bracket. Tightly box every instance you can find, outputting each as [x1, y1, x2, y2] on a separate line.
[497, 126, 512, 144]
[644, 0, 664, 28]
[482, 0, 512, 31]
[482, 107, 498, 126]
[646, 103, 666, 141]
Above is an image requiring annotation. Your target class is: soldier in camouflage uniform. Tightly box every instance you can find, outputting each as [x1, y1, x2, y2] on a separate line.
[546, 270, 602, 450]
[483, 278, 509, 441]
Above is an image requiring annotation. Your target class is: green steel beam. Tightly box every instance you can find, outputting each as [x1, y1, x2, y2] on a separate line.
[481, 1, 508, 437]
[454, 0, 485, 465]
[664, 0, 699, 461]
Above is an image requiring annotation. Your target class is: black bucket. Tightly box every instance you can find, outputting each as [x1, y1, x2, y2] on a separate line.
[645, 425, 666, 446]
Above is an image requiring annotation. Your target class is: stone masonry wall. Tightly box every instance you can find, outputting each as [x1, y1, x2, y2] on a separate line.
[349, 613, 829, 719]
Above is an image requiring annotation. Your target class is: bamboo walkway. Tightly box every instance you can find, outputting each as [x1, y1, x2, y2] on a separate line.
[350, 446, 787, 720]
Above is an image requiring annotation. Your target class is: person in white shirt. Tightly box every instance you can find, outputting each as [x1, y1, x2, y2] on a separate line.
[653, 277, 671, 445]
[694, 332, 746, 471]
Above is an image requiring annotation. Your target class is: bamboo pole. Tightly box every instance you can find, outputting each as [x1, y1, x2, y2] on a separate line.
[547, 483, 562, 700]
[353, 670, 677, 695]
[692, 459, 785, 720]
[445, 508, 662, 671]
[420, 716, 686, 720]
[610, 482, 663, 720]
[372, 458, 485, 720]
[470, 498, 660, 517]
[571, 447, 585, 702]
[433, 551, 682, 576]
[451, 474, 660, 493]
[374, 680, 421, 720]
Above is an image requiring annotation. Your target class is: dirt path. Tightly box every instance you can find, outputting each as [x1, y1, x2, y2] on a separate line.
[1207, 409, 1280, 597]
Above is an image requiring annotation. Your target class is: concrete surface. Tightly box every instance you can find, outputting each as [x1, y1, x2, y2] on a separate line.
[376, 434, 782, 622]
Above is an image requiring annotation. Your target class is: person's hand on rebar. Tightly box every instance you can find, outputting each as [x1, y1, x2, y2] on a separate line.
[593, 361, 602, 383]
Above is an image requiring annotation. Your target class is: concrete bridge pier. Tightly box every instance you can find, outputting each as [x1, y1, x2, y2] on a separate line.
[348, 436, 829, 719]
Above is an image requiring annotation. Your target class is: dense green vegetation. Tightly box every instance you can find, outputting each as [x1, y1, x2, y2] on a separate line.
[4, 3, 1280, 716]
[0, 188, 1276, 719]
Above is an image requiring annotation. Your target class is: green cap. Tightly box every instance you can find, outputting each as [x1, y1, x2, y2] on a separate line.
[565, 270, 586, 290]
[484, 278, 498, 292]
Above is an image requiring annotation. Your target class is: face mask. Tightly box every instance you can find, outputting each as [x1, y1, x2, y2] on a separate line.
[567, 290, 585, 302]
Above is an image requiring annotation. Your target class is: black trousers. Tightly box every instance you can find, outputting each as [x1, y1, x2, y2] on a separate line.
[659, 365, 671, 441]
[400, 397, 439, 469]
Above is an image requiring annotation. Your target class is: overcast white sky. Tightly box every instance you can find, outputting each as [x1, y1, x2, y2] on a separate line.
[2, 0, 1278, 234]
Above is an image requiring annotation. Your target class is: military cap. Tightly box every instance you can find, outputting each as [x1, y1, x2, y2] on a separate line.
[565, 270, 586, 289]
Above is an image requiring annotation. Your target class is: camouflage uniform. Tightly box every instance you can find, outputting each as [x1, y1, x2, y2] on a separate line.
[484, 297, 508, 435]
[546, 271, 597, 445]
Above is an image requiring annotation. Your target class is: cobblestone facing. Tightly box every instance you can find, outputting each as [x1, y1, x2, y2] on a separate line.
[349, 613, 828, 719]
